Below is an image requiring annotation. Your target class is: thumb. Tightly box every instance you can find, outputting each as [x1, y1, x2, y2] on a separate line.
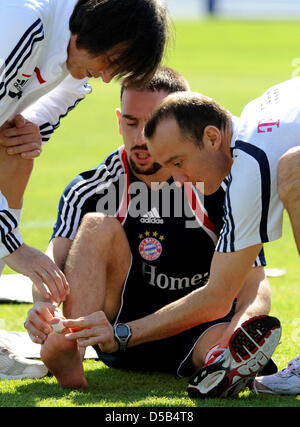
[11, 114, 26, 128]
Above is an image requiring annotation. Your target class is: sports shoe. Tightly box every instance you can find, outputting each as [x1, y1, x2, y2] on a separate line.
[0, 335, 48, 380]
[254, 355, 300, 395]
[187, 315, 281, 398]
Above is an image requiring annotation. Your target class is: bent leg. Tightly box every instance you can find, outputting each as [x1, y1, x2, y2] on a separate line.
[41, 213, 131, 388]
[63, 213, 131, 319]
[191, 323, 229, 370]
[277, 146, 300, 254]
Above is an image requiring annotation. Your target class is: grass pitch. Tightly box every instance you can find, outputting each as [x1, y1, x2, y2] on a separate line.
[0, 19, 300, 407]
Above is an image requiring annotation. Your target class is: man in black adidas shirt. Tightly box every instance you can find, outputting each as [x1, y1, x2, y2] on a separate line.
[25, 67, 272, 391]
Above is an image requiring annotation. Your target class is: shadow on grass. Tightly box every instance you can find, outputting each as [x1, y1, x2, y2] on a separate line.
[1, 361, 300, 407]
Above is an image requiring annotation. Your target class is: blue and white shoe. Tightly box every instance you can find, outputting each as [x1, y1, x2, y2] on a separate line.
[188, 315, 281, 398]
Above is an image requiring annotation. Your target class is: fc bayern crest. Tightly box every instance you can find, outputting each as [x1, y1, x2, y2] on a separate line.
[139, 237, 162, 261]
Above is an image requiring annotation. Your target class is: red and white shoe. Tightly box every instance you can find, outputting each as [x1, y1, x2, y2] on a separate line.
[187, 315, 281, 398]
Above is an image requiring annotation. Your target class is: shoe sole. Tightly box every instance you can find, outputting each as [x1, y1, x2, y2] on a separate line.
[255, 386, 300, 395]
[188, 315, 281, 398]
[0, 371, 48, 380]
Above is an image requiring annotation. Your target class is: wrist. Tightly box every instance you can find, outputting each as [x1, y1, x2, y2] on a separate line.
[113, 323, 132, 352]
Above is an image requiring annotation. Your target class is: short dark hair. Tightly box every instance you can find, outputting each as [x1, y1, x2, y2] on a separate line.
[144, 92, 231, 148]
[120, 66, 190, 100]
[69, 0, 170, 86]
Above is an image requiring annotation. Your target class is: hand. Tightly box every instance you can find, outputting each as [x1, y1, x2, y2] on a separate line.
[25, 301, 59, 344]
[0, 114, 42, 159]
[3, 243, 70, 304]
[63, 311, 119, 353]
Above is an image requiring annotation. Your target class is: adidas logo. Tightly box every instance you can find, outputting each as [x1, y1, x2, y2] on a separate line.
[140, 207, 164, 224]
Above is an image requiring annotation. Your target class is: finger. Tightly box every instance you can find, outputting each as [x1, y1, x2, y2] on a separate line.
[7, 141, 41, 155]
[78, 337, 101, 347]
[48, 265, 69, 299]
[44, 267, 68, 303]
[38, 262, 70, 303]
[33, 303, 57, 324]
[3, 133, 41, 148]
[63, 317, 92, 329]
[11, 114, 26, 128]
[64, 317, 90, 329]
[64, 327, 93, 340]
[56, 268, 70, 295]
[37, 268, 62, 304]
[26, 321, 48, 342]
[3, 124, 36, 137]
[28, 273, 51, 300]
[26, 309, 52, 334]
[24, 314, 49, 341]
[20, 149, 42, 159]
[28, 331, 45, 345]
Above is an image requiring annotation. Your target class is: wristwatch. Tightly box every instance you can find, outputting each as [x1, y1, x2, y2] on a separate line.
[114, 323, 132, 352]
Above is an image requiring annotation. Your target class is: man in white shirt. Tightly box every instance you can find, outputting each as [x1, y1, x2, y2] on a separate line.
[0, 0, 169, 301]
[144, 77, 300, 396]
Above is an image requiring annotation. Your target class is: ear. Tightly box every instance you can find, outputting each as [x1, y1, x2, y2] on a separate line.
[202, 125, 222, 150]
[115, 108, 122, 135]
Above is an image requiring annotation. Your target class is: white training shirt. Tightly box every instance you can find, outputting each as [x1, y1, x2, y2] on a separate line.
[217, 77, 300, 253]
[0, 0, 91, 258]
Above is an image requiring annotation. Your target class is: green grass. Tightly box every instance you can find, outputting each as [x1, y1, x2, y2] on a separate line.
[1, 19, 300, 407]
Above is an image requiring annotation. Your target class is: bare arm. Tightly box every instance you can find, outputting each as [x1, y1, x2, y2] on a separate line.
[0, 117, 36, 209]
[217, 265, 271, 347]
[26, 237, 72, 344]
[235, 266, 271, 319]
[32, 237, 72, 302]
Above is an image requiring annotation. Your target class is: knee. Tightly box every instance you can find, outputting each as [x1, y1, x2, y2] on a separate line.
[277, 147, 300, 206]
[79, 213, 124, 244]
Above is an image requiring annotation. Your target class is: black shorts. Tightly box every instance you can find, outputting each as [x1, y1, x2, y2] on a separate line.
[93, 256, 236, 377]
[94, 304, 235, 377]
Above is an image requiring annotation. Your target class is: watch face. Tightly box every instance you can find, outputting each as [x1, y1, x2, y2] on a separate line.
[116, 324, 129, 338]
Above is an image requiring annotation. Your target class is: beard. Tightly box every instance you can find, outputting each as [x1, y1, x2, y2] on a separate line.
[129, 157, 162, 175]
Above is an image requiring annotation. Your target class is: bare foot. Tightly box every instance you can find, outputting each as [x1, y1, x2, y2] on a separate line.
[41, 332, 88, 388]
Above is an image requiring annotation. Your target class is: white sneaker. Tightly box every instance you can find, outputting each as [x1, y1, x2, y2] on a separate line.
[0, 334, 48, 380]
[254, 355, 300, 395]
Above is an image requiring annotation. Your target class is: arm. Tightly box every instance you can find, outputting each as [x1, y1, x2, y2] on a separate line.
[235, 266, 271, 320]
[217, 265, 271, 347]
[0, 77, 91, 156]
[63, 244, 262, 352]
[0, 192, 24, 258]
[32, 237, 72, 302]
[0, 135, 29, 255]
[0, 119, 36, 209]
[0, 6, 90, 151]
[21, 75, 92, 144]
[25, 171, 87, 342]
[26, 237, 72, 344]
[0, 8, 44, 126]
[0, 118, 69, 301]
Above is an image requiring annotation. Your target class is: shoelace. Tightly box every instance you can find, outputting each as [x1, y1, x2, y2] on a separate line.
[204, 344, 226, 366]
[280, 356, 300, 377]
